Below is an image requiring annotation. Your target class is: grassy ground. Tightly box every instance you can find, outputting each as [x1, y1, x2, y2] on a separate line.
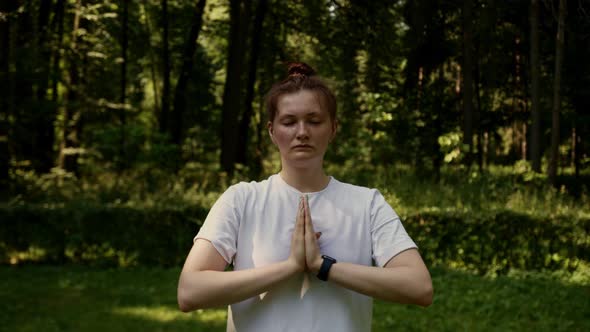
[1, 265, 588, 332]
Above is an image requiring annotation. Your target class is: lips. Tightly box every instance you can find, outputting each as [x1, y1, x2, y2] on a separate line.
[293, 144, 312, 149]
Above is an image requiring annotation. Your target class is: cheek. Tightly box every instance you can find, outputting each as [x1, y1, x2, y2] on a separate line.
[272, 128, 292, 146]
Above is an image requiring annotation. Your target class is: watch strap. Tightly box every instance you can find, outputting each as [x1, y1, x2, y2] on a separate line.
[317, 255, 336, 281]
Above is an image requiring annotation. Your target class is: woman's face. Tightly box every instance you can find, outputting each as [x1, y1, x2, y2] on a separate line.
[268, 90, 336, 168]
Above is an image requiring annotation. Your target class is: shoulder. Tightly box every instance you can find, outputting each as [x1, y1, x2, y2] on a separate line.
[220, 175, 275, 201]
[330, 178, 396, 213]
[329, 178, 384, 207]
[330, 178, 379, 197]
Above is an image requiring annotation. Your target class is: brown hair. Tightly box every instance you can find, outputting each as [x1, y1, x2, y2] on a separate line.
[265, 62, 337, 123]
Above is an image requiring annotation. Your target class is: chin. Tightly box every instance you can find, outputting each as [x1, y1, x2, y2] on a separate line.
[283, 155, 323, 168]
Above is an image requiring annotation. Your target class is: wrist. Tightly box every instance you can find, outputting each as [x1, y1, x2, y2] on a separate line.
[316, 255, 337, 281]
[285, 257, 304, 274]
[310, 256, 323, 274]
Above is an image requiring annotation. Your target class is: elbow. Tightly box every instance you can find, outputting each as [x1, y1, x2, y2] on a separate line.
[177, 291, 195, 313]
[416, 282, 434, 307]
[177, 283, 203, 312]
[178, 291, 206, 312]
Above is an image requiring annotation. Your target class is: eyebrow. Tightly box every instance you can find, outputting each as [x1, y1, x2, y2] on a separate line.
[279, 112, 323, 119]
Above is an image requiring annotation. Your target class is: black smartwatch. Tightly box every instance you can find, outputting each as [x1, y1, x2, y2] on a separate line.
[316, 255, 337, 281]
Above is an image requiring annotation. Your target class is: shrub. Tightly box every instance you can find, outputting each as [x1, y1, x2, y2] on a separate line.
[0, 203, 208, 267]
[1, 203, 588, 274]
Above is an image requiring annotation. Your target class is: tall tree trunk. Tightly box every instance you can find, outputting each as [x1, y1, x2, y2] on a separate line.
[58, 0, 81, 173]
[236, 0, 267, 166]
[548, 0, 566, 185]
[220, 0, 248, 175]
[171, 0, 207, 145]
[0, 1, 17, 183]
[530, 0, 541, 172]
[432, 66, 444, 181]
[462, 0, 474, 166]
[34, 0, 57, 173]
[141, 0, 160, 113]
[51, 0, 65, 104]
[119, 0, 128, 170]
[474, 42, 483, 171]
[160, 0, 170, 134]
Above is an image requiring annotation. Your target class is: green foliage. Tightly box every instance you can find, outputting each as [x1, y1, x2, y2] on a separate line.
[0, 203, 207, 267]
[404, 210, 590, 275]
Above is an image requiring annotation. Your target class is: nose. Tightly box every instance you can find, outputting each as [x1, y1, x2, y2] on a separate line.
[296, 122, 309, 140]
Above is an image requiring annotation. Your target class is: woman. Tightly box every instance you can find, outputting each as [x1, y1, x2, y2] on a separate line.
[177, 62, 433, 331]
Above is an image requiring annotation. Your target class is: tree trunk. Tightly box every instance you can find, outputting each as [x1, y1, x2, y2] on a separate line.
[51, 0, 65, 104]
[160, 0, 170, 134]
[432, 66, 444, 181]
[118, 0, 129, 170]
[0, 1, 17, 183]
[236, 0, 267, 166]
[220, 0, 248, 175]
[58, 0, 82, 174]
[548, 0, 566, 185]
[33, 0, 57, 173]
[171, 0, 207, 145]
[141, 0, 160, 113]
[474, 45, 483, 171]
[462, 0, 474, 166]
[530, 0, 541, 172]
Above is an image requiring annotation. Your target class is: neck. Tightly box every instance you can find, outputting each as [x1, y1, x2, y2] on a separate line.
[279, 161, 330, 193]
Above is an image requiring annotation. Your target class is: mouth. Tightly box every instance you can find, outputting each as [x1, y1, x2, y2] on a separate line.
[293, 144, 313, 149]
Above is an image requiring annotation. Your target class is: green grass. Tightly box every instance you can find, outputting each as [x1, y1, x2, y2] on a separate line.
[1, 266, 588, 331]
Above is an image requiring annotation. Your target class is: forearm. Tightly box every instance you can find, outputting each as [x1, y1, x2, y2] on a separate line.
[178, 260, 299, 311]
[326, 262, 433, 307]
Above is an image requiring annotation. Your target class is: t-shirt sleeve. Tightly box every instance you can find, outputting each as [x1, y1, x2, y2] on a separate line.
[369, 189, 417, 267]
[194, 184, 243, 264]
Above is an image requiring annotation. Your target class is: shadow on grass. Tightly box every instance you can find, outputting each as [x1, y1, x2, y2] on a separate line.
[0, 265, 226, 332]
[1, 265, 588, 332]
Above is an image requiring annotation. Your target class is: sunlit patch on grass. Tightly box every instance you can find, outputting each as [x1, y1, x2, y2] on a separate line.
[112, 305, 226, 324]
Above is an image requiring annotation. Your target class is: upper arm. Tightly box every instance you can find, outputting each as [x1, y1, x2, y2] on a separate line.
[369, 189, 418, 266]
[384, 248, 429, 273]
[180, 239, 228, 276]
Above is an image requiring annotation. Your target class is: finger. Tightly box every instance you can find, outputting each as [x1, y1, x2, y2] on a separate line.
[296, 196, 304, 233]
[304, 195, 315, 234]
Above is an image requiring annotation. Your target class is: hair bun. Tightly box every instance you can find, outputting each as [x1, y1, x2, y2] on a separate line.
[287, 62, 316, 77]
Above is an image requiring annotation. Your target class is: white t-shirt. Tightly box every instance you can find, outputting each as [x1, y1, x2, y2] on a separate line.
[195, 174, 417, 332]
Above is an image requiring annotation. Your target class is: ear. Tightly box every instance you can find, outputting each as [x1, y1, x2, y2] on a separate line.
[330, 119, 339, 142]
[267, 121, 276, 144]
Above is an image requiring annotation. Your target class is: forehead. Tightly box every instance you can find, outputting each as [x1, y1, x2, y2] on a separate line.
[276, 90, 327, 117]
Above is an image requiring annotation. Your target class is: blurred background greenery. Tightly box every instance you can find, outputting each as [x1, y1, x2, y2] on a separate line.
[0, 0, 589, 331]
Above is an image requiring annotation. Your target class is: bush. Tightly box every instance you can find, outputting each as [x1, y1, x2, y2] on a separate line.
[404, 209, 590, 274]
[0, 203, 208, 267]
[1, 203, 588, 274]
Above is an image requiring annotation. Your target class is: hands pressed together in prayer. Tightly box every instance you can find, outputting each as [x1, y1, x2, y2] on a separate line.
[288, 195, 324, 274]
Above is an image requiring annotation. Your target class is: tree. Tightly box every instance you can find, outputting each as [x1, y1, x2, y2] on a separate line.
[462, 0, 475, 166]
[236, 0, 267, 166]
[58, 0, 83, 174]
[220, 0, 250, 175]
[119, 0, 129, 170]
[171, 0, 207, 145]
[530, 0, 541, 172]
[159, 0, 171, 134]
[548, 0, 566, 184]
[0, 1, 17, 183]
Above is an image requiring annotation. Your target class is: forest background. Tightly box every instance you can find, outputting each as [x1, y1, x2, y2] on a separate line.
[0, 0, 589, 330]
